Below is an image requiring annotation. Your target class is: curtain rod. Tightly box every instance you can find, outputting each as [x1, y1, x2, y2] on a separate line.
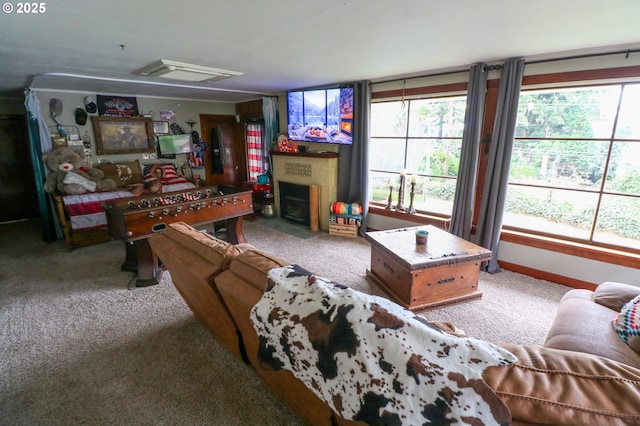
[371, 47, 640, 86]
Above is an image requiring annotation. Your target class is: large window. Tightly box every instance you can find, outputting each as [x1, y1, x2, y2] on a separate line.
[369, 96, 467, 216]
[505, 83, 640, 250]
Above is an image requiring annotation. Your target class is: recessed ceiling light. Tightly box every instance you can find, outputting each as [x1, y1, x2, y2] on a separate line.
[135, 60, 243, 82]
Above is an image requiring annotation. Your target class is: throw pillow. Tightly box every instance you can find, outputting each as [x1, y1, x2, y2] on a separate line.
[97, 160, 144, 187]
[612, 294, 640, 353]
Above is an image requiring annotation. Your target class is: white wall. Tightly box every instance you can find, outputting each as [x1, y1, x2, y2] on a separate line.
[34, 90, 235, 165]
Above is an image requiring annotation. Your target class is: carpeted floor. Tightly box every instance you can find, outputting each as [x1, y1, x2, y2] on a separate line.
[0, 218, 572, 425]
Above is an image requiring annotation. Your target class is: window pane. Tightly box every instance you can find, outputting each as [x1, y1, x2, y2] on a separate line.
[593, 194, 640, 249]
[411, 176, 456, 216]
[615, 84, 640, 139]
[369, 138, 406, 172]
[516, 86, 620, 139]
[510, 139, 608, 190]
[369, 172, 399, 205]
[504, 186, 598, 239]
[408, 97, 466, 138]
[370, 102, 407, 137]
[407, 138, 461, 178]
[603, 141, 640, 195]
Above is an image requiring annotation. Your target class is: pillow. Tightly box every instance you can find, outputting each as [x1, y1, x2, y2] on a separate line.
[612, 294, 640, 353]
[97, 160, 144, 187]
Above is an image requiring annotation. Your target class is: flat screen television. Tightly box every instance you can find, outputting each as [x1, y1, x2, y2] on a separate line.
[157, 134, 194, 155]
[287, 86, 354, 145]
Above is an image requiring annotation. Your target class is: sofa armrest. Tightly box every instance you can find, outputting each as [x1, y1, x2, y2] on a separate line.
[594, 281, 640, 311]
[483, 343, 640, 426]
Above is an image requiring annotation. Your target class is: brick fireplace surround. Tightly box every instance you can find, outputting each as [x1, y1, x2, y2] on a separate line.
[271, 151, 339, 231]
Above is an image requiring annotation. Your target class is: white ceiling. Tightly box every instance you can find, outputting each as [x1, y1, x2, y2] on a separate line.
[2, 0, 640, 103]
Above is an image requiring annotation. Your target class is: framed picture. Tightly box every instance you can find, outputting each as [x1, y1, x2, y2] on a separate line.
[91, 116, 155, 155]
[153, 121, 170, 134]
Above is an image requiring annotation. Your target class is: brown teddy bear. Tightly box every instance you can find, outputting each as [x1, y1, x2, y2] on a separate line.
[43, 147, 117, 195]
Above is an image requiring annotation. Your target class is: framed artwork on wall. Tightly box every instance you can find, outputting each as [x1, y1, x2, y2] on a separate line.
[153, 121, 170, 135]
[91, 116, 155, 155]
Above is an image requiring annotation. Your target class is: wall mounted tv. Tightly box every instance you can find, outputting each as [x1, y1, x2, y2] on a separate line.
[287, 86, 354, 145]
[157, 134, 194, 155]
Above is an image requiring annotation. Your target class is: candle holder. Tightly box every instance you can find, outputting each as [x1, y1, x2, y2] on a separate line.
[396, 175, 406, 212]
[385, 185, 395, 210]
[408, 182, 416, 214]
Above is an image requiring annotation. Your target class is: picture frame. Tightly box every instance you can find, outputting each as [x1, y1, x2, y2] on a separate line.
[152, 121, 170, 135]
[91, 116, 155, 155]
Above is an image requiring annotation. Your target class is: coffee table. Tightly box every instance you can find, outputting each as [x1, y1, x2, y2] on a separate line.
[365, 225, 491, 311]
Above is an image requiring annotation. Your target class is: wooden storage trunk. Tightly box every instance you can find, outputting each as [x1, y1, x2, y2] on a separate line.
[365, 226, 491, 311]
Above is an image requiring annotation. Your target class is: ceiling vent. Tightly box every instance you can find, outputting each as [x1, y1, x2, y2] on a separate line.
[135, 60, 243, 82]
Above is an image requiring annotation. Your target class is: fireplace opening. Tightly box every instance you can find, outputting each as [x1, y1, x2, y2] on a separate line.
[279, 181, 310, 225]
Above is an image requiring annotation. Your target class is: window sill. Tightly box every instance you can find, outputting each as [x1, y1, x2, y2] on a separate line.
[368, 205, 640, 269]
[367, 204, 451, 229]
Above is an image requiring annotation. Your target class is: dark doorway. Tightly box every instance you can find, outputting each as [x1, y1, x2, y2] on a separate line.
[0, 115, 38, 222]
[199, 114, 243, 187]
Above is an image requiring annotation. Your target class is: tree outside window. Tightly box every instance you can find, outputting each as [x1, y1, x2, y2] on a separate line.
[505, 84, 640, 250]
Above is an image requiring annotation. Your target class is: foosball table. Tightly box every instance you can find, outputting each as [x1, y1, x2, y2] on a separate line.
[103, 185, 253, 287]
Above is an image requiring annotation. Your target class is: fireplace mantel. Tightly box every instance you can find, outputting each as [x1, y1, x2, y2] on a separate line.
[271, 151, 339, 231]
[271, 150, 339, 159]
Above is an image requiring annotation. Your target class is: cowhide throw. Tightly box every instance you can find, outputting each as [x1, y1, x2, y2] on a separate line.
[250, 265, 517, 426]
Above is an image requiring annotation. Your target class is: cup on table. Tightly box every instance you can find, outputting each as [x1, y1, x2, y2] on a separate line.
[415, 230, 429, 246]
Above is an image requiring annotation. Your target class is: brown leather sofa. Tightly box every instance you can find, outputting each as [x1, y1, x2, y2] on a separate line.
[149, 222, 640, 426]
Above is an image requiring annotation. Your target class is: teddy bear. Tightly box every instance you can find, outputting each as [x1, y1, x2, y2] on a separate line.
[43, 146, 117, 195]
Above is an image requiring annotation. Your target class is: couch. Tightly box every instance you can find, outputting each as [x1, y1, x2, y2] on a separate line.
[149, 222, 640, 426]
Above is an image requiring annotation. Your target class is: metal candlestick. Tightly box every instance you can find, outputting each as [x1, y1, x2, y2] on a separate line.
[396, 175, 406, 211]
[385, 185, 395, 209]
[408, 182, 416, 214]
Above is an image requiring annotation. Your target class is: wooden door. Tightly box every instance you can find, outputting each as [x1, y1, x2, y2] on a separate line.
[199, 114, 244, 187]
[0, 115, 38, 222]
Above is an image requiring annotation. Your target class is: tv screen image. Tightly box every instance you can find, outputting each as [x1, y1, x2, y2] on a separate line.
[157, 134, 194, 155]
[287, 86, 353, 145]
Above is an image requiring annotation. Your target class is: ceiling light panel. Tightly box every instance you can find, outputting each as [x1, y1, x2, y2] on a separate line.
[135, 60, 243, 82]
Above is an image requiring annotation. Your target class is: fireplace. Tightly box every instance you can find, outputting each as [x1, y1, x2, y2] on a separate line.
[279, 181, 310, 225]
[271, 151, 339, 231]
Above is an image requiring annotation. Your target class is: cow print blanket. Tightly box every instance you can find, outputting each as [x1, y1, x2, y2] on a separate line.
[250, 265, 517, 426]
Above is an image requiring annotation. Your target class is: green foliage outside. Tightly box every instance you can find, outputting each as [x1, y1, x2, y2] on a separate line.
[371, 85, 640, 245]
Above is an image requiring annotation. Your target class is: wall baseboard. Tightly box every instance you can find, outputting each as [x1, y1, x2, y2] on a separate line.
[498, 261, 597, 291]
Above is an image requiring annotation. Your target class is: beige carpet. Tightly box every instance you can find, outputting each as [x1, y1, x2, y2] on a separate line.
[0, 218, 571, 425]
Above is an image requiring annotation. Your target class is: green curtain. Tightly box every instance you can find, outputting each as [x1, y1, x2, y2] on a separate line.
[24, 90, 60, 242]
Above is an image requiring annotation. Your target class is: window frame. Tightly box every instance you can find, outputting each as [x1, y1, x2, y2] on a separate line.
[368, 90, 468, 218]
[368, 65, 640, 271]
[502, 77, 640, 254]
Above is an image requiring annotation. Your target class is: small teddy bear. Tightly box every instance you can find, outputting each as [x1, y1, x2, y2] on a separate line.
[43, 146, 117, 195]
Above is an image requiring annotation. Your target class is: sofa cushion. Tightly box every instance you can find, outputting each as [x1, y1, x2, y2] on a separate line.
[544, 288, 640, 370]
[228, 250, 290, 291]
[162, 222, 250, 271]
[97, 160, 144, 187]
[612, 294, 640, 354]
[251, 265, 516, 425]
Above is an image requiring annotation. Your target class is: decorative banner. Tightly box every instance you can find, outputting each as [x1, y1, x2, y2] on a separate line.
[97, 95, 139, 117]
